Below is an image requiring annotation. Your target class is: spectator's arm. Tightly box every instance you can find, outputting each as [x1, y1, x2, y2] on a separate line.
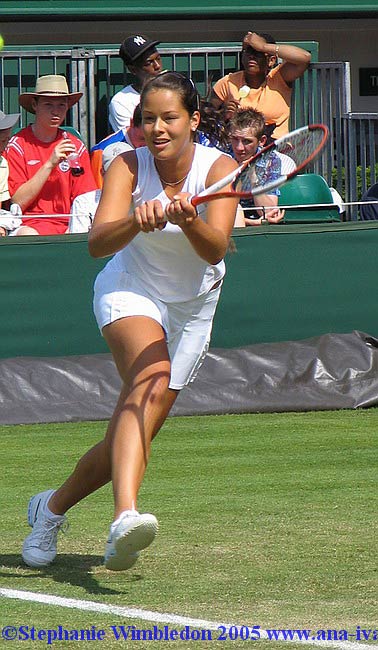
[244, 32, 311, 84]
[210, 89, 223, 110]
[9, 138, 76, 212]
[11, 158, 56, 211]
[274, 43, 311, 83]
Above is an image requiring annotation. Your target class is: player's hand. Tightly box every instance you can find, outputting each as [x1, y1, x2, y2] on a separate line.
[134, 199, 167, 232]
[165, 193, 198, 227]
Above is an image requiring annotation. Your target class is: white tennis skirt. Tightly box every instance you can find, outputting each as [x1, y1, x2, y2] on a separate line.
[93, 267, 222, 390]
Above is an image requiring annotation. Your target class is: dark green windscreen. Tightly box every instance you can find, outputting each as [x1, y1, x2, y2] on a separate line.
[0, 222, 377, 359]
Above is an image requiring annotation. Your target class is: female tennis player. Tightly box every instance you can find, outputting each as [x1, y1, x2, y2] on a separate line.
[22, 71, 239, 572]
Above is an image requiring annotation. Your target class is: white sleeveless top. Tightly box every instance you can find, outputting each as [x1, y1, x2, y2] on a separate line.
[107, 143, 227, 303]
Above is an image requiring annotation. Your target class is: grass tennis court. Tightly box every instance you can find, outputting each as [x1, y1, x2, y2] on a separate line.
[0, 410, 377, 649]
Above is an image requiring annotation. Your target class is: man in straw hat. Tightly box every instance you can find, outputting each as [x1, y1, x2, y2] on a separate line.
[5, 74, 96, 235]
[108, 34, 163, 132]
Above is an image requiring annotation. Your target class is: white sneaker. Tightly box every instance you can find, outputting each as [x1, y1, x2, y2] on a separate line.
[104, 510, 158, 571]
[22, 490, 67, 568]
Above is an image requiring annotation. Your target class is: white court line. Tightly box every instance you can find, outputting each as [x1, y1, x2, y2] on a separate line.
[1, 587, 377, 649]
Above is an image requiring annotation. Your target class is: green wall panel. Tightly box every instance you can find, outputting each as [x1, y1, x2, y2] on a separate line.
[216, 223, 378, 348]
[0, 222, 377, 360]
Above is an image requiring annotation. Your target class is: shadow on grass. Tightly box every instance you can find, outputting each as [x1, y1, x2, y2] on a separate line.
[0, 554, 143, 595]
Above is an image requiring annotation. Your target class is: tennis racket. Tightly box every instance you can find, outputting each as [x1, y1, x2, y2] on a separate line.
[191, 124, 329, 207]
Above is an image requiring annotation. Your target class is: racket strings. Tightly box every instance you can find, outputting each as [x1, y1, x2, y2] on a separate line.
[233, 127, 327, 195]
[234, 149, 285, 194]
[277, 129, 325, 169]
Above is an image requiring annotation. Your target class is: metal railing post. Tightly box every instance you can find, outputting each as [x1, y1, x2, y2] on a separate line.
[70, 48, 96, 149]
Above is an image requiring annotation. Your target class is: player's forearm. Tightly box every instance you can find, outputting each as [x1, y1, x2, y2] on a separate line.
[181, 217, 230, 265]
[88, 216, 140, 259]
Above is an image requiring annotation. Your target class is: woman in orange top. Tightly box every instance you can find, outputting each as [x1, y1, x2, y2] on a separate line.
[211, 31, 311, 140]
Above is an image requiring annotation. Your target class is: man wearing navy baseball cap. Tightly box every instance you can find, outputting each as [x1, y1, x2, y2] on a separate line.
[108, 34, 163, 132]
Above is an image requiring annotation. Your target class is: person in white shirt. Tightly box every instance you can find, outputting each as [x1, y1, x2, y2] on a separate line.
[22, 71, 239, 574]
[108, 34, 163, 132]
[69, 141, 133, 233]
[0, 108, 20, 235]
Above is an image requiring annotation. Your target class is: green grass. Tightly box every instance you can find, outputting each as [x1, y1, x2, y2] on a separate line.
[0, 410, 377, 649]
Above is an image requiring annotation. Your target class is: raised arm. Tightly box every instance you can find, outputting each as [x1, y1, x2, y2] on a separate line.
[243, 32, 311, 84]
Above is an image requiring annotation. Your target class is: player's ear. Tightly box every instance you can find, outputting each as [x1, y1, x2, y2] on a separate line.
[190, 110, 201, 132]
[267, 54, 277, 69]
[259, 134, 267, 147]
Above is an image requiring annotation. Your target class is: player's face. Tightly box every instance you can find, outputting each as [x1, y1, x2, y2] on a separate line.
[33, 96, 69, 128]
[0, 127, 12, 154]
[230, 127, 260, 163]
[142, 88, 199, 161]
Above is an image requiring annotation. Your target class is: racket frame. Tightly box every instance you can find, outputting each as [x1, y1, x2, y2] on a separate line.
[191, 124, 329, 207]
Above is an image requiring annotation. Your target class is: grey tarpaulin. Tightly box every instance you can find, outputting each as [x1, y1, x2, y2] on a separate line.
[1, 330, 378, 425]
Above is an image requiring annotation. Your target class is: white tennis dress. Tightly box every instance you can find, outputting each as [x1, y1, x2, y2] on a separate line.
[93, 143, 227, 389]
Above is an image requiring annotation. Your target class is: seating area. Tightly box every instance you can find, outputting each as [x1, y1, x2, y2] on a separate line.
[0, 45, 376, 217]
[279, 173, 341, 223]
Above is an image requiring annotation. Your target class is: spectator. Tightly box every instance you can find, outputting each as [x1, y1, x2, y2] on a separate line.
[228, 108, 285, 226]
[0, 109, 20, 209]
[108, 34, 163, 132]
[0, 205, 22, 237]
[0, 109, 20, 235]
[211, 31, 311, 140]
[91, 104, 145, 188]
[359, 182, 378, 220]
[5, 74, 97, 236]
[69, 142, 132, 233]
